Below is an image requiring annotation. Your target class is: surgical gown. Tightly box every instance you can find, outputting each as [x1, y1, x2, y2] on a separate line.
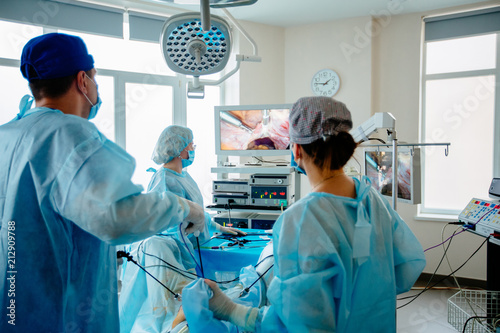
[119, 167, 212, 332]
[256, 176, 426, 332]
[183, 176, 425, 333]
[0, 107, 191, 332]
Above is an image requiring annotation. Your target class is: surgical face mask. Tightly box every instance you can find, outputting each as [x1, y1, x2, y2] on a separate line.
[182, 150, 195, 168]
[290, 150, 307, 175]
[81, 74, 102, 120]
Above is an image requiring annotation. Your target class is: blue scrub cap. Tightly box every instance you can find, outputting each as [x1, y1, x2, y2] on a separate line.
[152, 125, 193, 164]
[21, 33, 94, 82]
[289, 96, 353, 144]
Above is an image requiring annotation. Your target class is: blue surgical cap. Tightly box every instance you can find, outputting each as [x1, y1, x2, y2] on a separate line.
[21, 33, 94, 82]
[152, 125, 193, 165]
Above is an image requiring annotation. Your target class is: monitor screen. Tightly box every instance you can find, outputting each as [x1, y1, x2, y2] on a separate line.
[364, 147, 421, 204]
[214, 104, 292, 156]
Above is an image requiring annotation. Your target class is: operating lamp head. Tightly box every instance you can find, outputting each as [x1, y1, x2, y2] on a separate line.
[160, 12, 231, 76]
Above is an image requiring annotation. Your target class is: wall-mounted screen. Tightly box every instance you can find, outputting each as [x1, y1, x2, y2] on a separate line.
[214, 104, 292, 156]
[364, 146, 421, 205]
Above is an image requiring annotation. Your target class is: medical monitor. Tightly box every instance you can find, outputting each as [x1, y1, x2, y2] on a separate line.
[363, 146, 422, 204]
[214, 104, 292, 157]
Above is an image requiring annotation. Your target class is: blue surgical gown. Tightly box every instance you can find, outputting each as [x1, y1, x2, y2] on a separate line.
[183, 176, 425, 333]
[0, 107, 191, 332]
[255, 176, 426, 332]
[119, 167, 211, 332]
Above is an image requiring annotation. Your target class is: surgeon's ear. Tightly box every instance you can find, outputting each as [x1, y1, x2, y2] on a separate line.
[292, 143, 302, 159]
[76, 70, 88, 94]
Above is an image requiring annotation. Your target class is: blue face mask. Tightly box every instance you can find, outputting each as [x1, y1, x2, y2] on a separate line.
[182, 150, 195, 168]
[82, 74, 102, 120]
[88, 95, 102, 120]
[291, 150, 307, 175]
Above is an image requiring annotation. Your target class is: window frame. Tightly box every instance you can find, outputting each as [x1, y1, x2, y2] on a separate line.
[419, 29, 500, 216]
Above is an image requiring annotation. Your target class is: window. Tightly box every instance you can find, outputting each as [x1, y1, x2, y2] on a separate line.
[0, 21, 43, 125]
[0, 3, 227, 192]
[125, 83, 173, 187]
[421, 8, 500, 215]
[187, 85, 220, 206]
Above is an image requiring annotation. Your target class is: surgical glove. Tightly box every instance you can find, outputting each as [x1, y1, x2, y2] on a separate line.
[184, 200, 205, 235]
[213, 222, 247, 236]
[205, 279, 258, 331]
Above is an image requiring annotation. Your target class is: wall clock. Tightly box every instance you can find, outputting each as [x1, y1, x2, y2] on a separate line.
[311, 69, 340, 97]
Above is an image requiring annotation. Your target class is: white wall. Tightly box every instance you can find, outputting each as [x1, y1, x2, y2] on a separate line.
[235, 1, 500, 281]
[284, 17, 373, 128]
[223, 20, 286, 105]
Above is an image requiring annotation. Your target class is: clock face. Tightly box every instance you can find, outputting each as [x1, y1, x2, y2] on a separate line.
[311, 69, 340, 97]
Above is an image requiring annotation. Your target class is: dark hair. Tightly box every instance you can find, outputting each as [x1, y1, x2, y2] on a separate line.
[29, 70, 92, 100]
[301, 131, 358, 170]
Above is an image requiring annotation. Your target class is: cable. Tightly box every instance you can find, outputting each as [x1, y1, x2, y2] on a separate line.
[136, 240, 239, 285]
[397, 236, 489, 309]
[117, 250, 182, 301]
[424, 228, 467, 252]
[424, 207, 496, 252]
[239, 264, 274, 298]
[364, 137, 386, 144]
[398, 234, 487, 303]
[197, 237, 205, 278]
[227, 201, 232, 227]
[398, 224, 458, 304]
[462, 316, 500, 333]
[442, 223, 464, 290]
[254, 254, 273, 268]
[128, 233, 249, 285]
[442, 224, 481, 319]
[137, 238, 198, 281]
[178, 224, 202, 271]
[493, 317, 500, 328]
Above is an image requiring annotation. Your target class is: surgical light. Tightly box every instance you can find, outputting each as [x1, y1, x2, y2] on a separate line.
[160, 6, 261, 98]
[160, 12, 231, 76]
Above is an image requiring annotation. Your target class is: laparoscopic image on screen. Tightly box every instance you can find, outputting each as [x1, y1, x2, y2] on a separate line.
[219, 109, 290, 151]
[365, 150, 413, 201]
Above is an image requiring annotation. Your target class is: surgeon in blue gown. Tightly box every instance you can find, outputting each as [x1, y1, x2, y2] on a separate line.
[0, 33, 205, 332]
[119, 125, 245, 332]
[183, 96, 426, 332]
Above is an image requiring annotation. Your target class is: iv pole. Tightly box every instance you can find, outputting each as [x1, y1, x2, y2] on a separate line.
[350, 112, 450, 210]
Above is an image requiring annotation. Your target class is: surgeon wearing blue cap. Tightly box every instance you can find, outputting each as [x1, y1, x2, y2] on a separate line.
[119, 125, 245, 332]
[0, 33, 205, 332]
[192, 96, 426, 332]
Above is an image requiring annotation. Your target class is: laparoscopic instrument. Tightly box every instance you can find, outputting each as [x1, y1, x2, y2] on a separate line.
[220, 111, 253, 133]
[117, 250, 183, 301]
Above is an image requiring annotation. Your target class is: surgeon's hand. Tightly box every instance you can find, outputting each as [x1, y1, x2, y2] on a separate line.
[205, 279, 258, 330]
[215, 223, 247, 236]
[205, 279, 237, 322]
[184, 200, 205, 235]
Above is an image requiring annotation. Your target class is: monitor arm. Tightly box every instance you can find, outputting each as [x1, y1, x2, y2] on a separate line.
[350, 112, 399, 210]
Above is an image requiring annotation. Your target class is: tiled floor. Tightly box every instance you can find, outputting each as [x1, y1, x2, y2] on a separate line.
[397, 287, 459, 333]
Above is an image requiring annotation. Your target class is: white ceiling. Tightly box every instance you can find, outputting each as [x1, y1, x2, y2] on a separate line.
[104, 0, 493, 27]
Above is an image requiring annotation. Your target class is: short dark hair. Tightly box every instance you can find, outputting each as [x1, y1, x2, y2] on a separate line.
[29, 69, 92, 100]
[301, 131, 358, 170]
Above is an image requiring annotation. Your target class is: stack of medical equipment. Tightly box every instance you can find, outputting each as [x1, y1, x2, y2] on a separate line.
[212, 174, 292, 209]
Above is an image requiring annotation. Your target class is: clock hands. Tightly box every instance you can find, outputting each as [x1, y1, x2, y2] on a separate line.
[314, 79, 333, 86]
